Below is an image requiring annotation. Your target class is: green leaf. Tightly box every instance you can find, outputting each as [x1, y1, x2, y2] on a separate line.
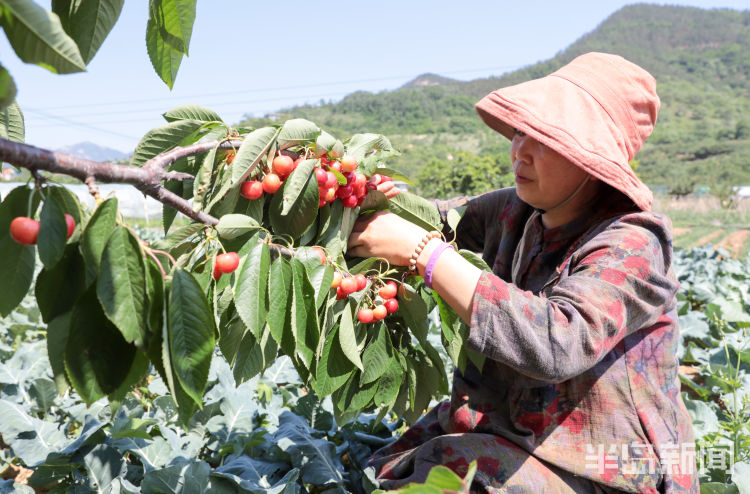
[345, 133, 394, 161]
[191, 145, 217, 212]
[65, 285, 136, 404]
[168, 268, 215, 405]
[333, 370, 377, 414]
[291, 258, 319, 369]
[315, 130, 336, 156]
[234, 235, 270, 339]
[338, 301, 364, 371]
[0, 99, 24, 141]
[46, 184, 82, 227]
[233, 325, 278, 384]
[269, 170, 319, 242]
[388, 192, 442, 232]
[313, 325, 354, 397]
[35, 243, 86, 323]
[374, 356, 402, 408]
[360, 328, 389, 385]
[215, 214, 260, 239]
[0, 64, 17, 110]
[447, 206, 467, 232]
[397, 282, 429, 344]
[146, 0, 196, 89]
[46, 311, 71, 394]
[37, 194, 67, 267]
[373, 167, 412, 185]
[230, 126, 279, 183]
[130, 119, 205, 167]
[80, 197, 118, 285]
[423, 465, 465, 490]
[732, 461, 750, 494]
[315, 200, 345, 256]
[281, 159, 316, 215]
[51, 0, 124, 65]
[699, 483, 739, 494]
[0, 0, 86, 74]
[277, 118, 320, 148]
[97, 226, 149, 346]
[163, 104, 222, 123]
[0, 186, 38, 317]
[267, 257, 295, 357]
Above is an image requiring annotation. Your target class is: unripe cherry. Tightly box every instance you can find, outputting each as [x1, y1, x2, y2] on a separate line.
[340, 276, 358, 295]
[357, 308, 374, 324]
[312, 247, 327, 265]
[340, 155, 357, 173]
[372, 305, 388, 321]
[272, 155, 295, 177]
[379, 281, 398, 299]
[241, 180, 264, 200]
[215, 252, 240, 274]
[331, 271, 342, 289]
[262, 173, 282, 194]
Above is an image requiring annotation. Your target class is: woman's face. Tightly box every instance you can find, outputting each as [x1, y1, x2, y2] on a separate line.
[510, 130, 592, 211]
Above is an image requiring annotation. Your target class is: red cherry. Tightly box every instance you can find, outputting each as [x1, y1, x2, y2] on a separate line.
[341, 195, 358, 208]
[315, 168, 328, 185]
[9, 217, 40, 245]
[64, 214, 76, 238]
[324, 171, 338, 188]
[328, 161, 342, 173]
[213, 264, 222, 280]
[241, 180, 264, 200]
[336, 184, 354, 199]
[262, 173, 282, 194]
[384, 298, 399, 314]
[357, 308, 374, 324]
[272, 155, 295, 177]
[354, 273, 367, 291]
[380, 175, 393, 182]
[373, 305, 387, 321]
[336, 286, 346, 300]
[340, 156, 357, 173]
[354, 173, 367, 187]
[340, 277, 358, 295]
[379, 281, 398, 299]
[215, 252, 240, 274]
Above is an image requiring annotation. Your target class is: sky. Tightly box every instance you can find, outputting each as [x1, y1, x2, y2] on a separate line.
[2, 0, 749, 154]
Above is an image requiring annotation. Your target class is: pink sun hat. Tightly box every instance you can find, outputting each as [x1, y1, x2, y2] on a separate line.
[474, 52, 659, 211]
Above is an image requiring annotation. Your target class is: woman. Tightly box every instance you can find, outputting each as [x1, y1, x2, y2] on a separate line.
[348, 53, 697, 493]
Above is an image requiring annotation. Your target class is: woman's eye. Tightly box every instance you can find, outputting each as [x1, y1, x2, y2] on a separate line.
[513, 128, 526, 137]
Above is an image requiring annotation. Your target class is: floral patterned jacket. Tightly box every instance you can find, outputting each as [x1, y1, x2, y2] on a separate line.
[429, 187, 698, 493]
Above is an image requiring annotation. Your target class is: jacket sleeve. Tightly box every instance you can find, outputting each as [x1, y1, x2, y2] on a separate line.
[466, 214, 679, 383]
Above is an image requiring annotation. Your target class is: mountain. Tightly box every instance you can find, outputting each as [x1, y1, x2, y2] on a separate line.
[401, 73, 460, 89]
[56, 142, 129, 162]
[239, 4, 750, 193]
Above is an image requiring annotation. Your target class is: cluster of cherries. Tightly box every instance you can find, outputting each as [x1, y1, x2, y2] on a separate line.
[238, 152, 392, 208]
[9, 214, 76, 245]
[331, 272, 399, 323]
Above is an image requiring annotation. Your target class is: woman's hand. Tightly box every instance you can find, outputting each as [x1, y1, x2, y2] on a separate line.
[347, 211, 427, 266]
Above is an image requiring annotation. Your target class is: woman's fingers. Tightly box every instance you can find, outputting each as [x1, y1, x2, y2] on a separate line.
[377, 181, 400, 198]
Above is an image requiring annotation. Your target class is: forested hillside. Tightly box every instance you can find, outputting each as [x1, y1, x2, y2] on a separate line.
[239, 4, 750, 198]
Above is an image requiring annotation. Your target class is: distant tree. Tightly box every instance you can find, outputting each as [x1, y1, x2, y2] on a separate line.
[416, 150, 514, 199]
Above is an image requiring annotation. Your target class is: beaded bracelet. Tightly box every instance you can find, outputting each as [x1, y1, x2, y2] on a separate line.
[408, 230, 442, 272]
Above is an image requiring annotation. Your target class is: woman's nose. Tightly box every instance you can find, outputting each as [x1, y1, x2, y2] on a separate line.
[512, 134, 533, 163]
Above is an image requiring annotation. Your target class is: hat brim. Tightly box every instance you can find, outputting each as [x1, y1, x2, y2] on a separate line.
[475, 76, 653, 211]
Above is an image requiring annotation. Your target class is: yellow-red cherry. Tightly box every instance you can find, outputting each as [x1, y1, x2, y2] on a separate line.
[241, 180, 264, 200]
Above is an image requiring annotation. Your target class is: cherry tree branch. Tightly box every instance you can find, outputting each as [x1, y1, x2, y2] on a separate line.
[0, 137, 223, 225]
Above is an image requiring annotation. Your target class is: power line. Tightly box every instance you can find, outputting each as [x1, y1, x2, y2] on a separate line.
[36, 64, 520, 111]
